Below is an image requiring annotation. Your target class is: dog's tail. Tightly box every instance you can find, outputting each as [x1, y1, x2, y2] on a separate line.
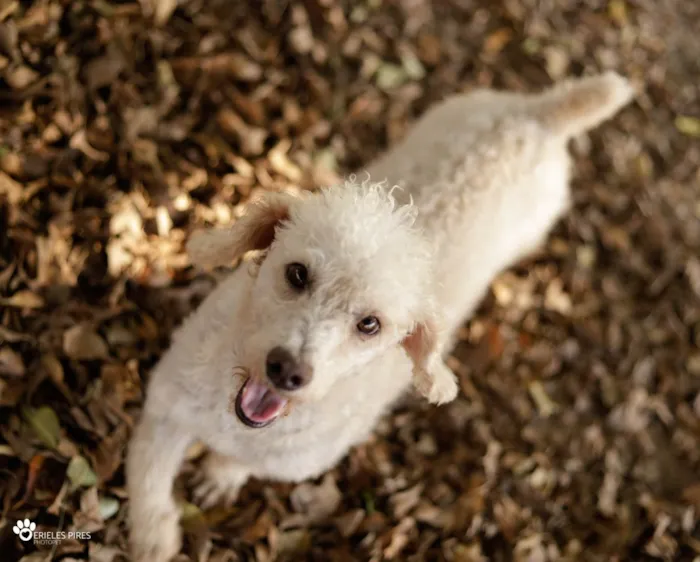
[531, 71, 635, 138]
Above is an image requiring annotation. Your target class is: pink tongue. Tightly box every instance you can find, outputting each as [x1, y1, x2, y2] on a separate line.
[240, 379, 288, 423]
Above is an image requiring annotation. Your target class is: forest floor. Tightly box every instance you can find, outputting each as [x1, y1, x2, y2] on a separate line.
[1, 0, 699, 561]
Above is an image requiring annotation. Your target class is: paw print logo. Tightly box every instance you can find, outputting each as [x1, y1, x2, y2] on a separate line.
[13, 519, 36, 542]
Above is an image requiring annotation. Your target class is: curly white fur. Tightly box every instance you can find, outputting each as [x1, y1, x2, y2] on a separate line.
[127, 72, 634, 562]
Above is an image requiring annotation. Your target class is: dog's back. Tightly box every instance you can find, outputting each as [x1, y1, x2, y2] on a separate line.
[366, 72, 635, 339]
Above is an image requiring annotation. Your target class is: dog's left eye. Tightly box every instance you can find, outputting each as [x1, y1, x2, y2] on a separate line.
[357, 316, 380, 336]
[285, 263, 309, 290]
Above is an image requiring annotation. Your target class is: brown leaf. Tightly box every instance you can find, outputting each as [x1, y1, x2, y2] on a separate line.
[12, 454, 45, 509]
[383, 517, 416, 559]
[288, 474, 342, 524]
[93, 424, 128, 483]
[0, 290, 45, 309]
[268, 140, 302, 182]
[484, 28, 512, 55]
[334, 509, 364, 537]
[240, 508, 274, 541]
[84, 50, 126, 91]
[63, 324, 109, 361]
[0, 170, 23, 204]
[5, 65, 38, 89]
[72, 486, 105, 533]
[0, 377, 25, 407]
[0, 346, 24, 377]
[389, 483, 423, 519]
[682, 482, 700, 509]
[270, 528, 311, 558]
[87, 544, 124, 562]
[487, 323, 504, 360]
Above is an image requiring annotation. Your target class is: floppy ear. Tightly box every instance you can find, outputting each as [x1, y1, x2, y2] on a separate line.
[186, 192, 296, 268]
[402, 316, 458, 405]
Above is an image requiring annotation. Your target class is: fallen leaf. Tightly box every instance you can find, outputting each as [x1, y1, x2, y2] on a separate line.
[0, 346, 25, 376]
[152, 0, 178, 26]
[452, 542, 487, 562]
[675, 116, 700, 137]
[335, 509, 364, 537]
[400, 50, 425, 80]
[13, 454, 45, 508]
[269, 140, 302, 182]
[544, 45, 569, 79]
[0, 290, 45, 308]
[384, 517, 415, 559]
[528, 381, 558, 417]
[84, 50, 126, 90]
[180, 501, 207, 533]
[5, 65, 38, 89]
[0, 170, 23, 204]
[47, 480, 69, 516]
[484, 28, 512, 55]
[362, 490, 376, 514]
[73, 486, 105, 533]
[0, 378, 25, 407]
[70, 129, 110, 161]
[608, 0, 628, 25]
[289, 474, 342, 524]
[93, 424, 128, 482]
[487, 324, 504, 360]
[22, 406, 61, 449]
[88, 544, 124, 562]
[66, 455, 99, 491]
[63, 324, 110, 361]
[389, 483, 424, 519]
[272, 528, 311, 557]
[98, 496, 120, 520]
[0, 444, 17, 456]
[375, 63, 408, 91]
[242, 510, 274, 542]
[544, 279, 572, 315]
[18, 553, 53, 562]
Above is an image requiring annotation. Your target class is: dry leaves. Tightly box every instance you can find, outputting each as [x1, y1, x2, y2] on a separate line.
[1, 0, 699, 560]
[63, 324, 110, 361]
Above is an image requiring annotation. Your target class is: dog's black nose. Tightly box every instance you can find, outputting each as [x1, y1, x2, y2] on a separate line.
[266, 347, 311, 391]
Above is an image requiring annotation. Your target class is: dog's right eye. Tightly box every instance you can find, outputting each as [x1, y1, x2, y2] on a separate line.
[285, 263, 309, 290]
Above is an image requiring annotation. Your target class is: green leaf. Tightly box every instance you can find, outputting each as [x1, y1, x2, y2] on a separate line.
[22, 406, 61, 449]
[179, 501, 206, 532]
[400, 52, 425, 80]
[375, 63, 407, 92]
[66, 455, 98, 491]
[98, 496, 120, 520]
[361, 490, 375, 514]
[675, 116, 700, 138]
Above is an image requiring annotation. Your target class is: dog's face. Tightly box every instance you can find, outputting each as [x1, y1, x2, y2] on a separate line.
[188, 182, 457, 428]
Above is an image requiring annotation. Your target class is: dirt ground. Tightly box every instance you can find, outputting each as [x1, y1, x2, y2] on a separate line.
[1, 0, 699, 561]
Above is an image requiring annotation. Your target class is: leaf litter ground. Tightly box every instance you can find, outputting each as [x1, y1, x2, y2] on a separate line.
[1, 1, 699, 561]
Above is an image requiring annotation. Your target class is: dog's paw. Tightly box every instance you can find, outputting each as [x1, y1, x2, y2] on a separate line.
[413, 362, 459, 405]
[130, 508, 181, 562]
[191, 454, 249, 510]
[192, 476, 242, 510]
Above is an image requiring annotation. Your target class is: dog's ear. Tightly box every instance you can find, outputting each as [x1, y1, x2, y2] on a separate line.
[401, 315, 458, 405]
[187, 192, 296, 268]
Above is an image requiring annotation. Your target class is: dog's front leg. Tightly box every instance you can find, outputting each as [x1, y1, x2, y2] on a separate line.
[126, 411, 193, 562]
[192, 450, 251, 509]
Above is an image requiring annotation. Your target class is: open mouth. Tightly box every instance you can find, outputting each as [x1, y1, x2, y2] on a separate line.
[234, 377, 289, 429]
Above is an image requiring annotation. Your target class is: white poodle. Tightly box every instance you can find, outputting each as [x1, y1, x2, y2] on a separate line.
[126, 72, 634, 561]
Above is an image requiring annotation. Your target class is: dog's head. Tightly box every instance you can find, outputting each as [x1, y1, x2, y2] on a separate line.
[187, 180, 458, 428]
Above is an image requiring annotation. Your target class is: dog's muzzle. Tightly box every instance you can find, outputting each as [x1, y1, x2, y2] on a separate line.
[234, 377, 289, 428]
